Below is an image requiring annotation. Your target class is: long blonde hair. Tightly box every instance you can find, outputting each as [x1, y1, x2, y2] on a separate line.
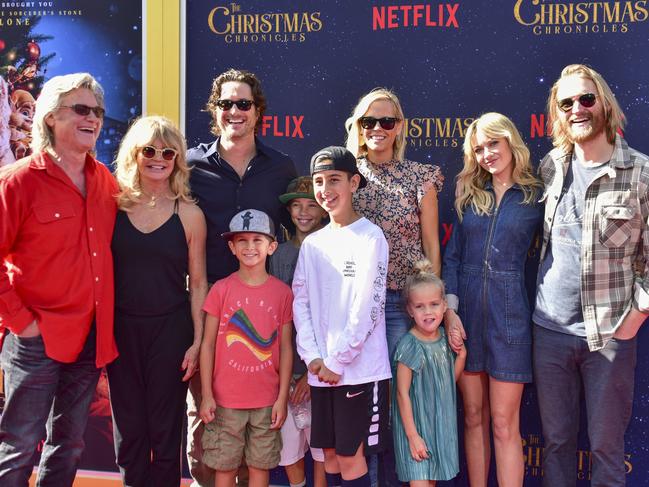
[114, 115, 192, 210]
[344, 88, 406, 161]
[456, 112, 541, 220]
[547, 64, 625, 153]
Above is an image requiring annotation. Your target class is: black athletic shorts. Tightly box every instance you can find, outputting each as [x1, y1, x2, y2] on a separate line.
[310, 379, 389, 456]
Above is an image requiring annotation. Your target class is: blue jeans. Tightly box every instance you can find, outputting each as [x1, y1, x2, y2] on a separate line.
[533, 325, 636, 487]
[0, 329, 100, 486]
[385, 290, 410, 361]
[368, 290, 409, 487]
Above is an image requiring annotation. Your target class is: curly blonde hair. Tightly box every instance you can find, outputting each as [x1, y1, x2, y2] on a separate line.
[455, 112, 541, 220]
[345, 88, 406, 161]
[114, 115, 192, 210]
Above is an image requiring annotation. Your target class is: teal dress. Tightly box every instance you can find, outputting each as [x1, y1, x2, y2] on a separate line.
[392, 329, 459, 481]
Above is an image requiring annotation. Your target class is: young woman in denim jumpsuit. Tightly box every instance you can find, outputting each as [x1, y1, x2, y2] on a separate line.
[443, 113, 542, 487]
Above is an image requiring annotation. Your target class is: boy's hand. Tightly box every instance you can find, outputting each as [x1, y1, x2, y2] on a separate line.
[199, 396, 217, 424]
[317, 364, 341, 385]
[270, 398, 287, 430]
[290, 373, 310, 405]
[408, 434, 430, 462]
[308, 358, 324, 375]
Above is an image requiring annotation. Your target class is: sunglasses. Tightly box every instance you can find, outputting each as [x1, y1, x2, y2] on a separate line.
[557, 93, 597, 112]
[59, 104, 105, 118]
[216, 99, 255, 111]
[140, 146, 178, 161]
[359, 116, 399, 130]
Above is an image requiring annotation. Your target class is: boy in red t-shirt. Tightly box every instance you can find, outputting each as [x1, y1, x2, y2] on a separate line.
[199, 208, 293, 487]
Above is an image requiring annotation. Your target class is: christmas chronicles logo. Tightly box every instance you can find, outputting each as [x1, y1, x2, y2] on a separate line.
[514, 0, 648, 35]
[404, 116, 473, 148]
[522, 433, 633, 479]
[372, 3, 460, 30]
[207, 2, 323, 43]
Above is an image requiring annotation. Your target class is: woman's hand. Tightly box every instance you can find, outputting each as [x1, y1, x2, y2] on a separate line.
[181, 343, 200, 381]
[444, 309, 466, 353]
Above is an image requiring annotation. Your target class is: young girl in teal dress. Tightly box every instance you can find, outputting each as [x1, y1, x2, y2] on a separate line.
[392, 260, 466, 485]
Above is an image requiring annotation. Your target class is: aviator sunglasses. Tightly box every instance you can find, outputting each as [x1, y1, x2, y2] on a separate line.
[59, 104, 105, 118]
[359, 116, 399, 130]
[216, 99, 255, 111]
[140, 146, 178, 161]
[557, 93, 597, 113]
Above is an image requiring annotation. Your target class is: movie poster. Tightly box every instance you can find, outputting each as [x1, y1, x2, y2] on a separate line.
[0, 0, 142, 168]
[0, 0, 142, 481]
[184, 1, 649, 485]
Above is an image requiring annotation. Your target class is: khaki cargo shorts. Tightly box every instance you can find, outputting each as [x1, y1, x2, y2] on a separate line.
[202, 406, 282, 471]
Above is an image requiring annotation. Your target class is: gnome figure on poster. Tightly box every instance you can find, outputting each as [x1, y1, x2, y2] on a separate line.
[8, 89, 35, 160]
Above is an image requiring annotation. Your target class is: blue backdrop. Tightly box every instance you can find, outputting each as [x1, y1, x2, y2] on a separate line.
[185, 1, 649, 485]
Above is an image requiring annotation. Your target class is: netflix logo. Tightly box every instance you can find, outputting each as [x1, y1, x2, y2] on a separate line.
[260, 115, 304, 138]
[372, 3, 460, 30]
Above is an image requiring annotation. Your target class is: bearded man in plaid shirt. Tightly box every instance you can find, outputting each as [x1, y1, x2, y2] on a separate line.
[533, 64, 649, 487]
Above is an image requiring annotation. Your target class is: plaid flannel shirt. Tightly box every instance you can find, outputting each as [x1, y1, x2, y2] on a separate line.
[539, 134, 649, 351]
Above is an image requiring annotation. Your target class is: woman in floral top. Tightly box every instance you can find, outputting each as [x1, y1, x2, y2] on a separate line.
[345, 88, 444, 358]
[345, 88, 444, 487]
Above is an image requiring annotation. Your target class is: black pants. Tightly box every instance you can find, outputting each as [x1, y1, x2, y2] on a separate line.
[107, 304, 193, 487]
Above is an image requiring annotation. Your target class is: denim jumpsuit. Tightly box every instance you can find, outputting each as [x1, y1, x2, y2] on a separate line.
[443, 184, 543, 382]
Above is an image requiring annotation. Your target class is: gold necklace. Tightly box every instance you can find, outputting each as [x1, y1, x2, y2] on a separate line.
[141, 191, 170, 208]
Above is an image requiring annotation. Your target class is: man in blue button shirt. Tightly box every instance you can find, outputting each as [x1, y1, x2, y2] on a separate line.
[186, 68, 296, 487]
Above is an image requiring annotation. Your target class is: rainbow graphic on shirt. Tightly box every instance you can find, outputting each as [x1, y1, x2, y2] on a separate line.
[225, 309, 277, 361]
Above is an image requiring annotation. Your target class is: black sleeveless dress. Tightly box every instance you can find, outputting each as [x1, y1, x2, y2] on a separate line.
[107, 202, 193, 487]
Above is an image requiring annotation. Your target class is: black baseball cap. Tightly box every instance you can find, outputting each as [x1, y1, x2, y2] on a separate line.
[309, 146, 367, 188]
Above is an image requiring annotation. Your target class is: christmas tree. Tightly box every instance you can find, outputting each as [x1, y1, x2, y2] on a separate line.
[0, 15, 54, 95]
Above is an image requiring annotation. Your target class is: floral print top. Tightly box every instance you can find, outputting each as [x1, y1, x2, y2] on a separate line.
[353, 157, 444, 290]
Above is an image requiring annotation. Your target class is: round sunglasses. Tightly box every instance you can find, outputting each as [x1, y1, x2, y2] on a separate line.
[359, 116, 399, 130]
[557, 93, 597, 113]
[216, 99, 255, 111]
[140, 146, 178, 161]
[59, 104, 105, 119]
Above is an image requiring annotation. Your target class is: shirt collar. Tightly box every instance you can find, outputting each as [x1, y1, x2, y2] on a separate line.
[560, 133, 629, 171]
[205, 136, 270, 161]
[609, 133, 632, 170]
[30, 151, 98, 175]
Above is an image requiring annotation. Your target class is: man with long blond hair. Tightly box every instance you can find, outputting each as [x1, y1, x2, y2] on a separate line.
[533, 64, 649, 487]
[0, 73, 117, 485]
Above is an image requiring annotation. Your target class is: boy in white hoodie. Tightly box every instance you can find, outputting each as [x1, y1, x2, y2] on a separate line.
[292, 146, 391, 487]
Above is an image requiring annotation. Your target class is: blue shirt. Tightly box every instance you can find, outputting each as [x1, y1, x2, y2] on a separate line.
[187, 137, 297, 283]
[534, 157, 605, 336]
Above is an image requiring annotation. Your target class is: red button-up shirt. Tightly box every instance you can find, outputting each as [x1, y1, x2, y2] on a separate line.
[0, 151, 118, 367]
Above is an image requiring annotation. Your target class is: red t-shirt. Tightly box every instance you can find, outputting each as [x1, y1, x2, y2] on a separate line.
[203, 272, 292, 408]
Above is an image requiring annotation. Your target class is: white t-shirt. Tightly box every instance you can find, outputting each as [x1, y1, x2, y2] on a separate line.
[292, 217, 392, 386]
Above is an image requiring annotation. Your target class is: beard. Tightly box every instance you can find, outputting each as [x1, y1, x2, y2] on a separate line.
[563, 110, 606, 144]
